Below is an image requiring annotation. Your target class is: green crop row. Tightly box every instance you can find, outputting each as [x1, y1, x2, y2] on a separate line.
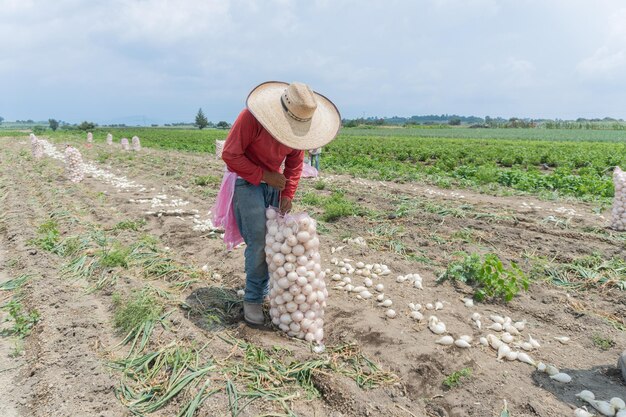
[41, 126, 625, 199]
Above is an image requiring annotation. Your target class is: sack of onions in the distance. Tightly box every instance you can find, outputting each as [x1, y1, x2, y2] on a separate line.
[611, 166, 626, 231]
[265, 207, 327, 347]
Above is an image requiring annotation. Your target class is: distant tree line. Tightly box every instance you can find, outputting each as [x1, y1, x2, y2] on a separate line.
[342, 114, 487, 127]
[341, 114, 626, 129]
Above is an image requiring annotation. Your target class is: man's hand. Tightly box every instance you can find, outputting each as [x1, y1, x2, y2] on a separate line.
[263, 171, 286, 191]
[280, 197, 292, 214]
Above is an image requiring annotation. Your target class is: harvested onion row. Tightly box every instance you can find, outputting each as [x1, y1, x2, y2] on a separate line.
[30, 134, 43, 159]
[64, 145, 84, 183]
[265, 207, 327, 346]
[611, 166, 625, 231]
[132, 136, 141, 151]
[215, 140, 225, 160]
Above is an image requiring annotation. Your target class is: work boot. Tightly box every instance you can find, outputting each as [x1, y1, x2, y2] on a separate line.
[619, 350, 626, 383]
[243, 302, 264, 326]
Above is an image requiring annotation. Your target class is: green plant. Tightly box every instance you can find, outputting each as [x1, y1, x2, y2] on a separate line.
[442, 367, 472, 389]
[437, 253, 529, 302]
[112, 290, 163, 335]
[313, 180, 326, 190]
[29, 219, 60, 252]
[99, 243, 131, 268]
[96, 152, 111, 163]
[591, 334, 615, 350]
[194, 175, 221, 187]
[113, 219, 146, 232]
[1, 299, 40, 338]
[300, 191, 363, 221]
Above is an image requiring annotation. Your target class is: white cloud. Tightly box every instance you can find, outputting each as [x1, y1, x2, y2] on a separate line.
[110, 0, 233, 45]
[1, 0, 625, 121]
[578, 47, 626, 78]
[577, 7, 626, 79]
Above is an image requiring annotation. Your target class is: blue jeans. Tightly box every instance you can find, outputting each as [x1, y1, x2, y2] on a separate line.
[311, 154, 320, 170]
[233, 179, 280, 304]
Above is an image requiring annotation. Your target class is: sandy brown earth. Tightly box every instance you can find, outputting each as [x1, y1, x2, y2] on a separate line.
[1, 135, 624, 417]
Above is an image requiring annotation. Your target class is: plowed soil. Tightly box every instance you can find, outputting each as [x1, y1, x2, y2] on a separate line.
[1, 135, 624, 417]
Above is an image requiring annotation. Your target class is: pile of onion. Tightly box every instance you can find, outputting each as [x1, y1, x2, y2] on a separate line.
[611, 167, 625, 231]
[64, 145, 84, 183]
[87, 132, 93, 143]
[215, 140, 225, 160]
[265, 207, 327, 346]
[120, 138, 130, 151]
[132, 136, 141, 151]
[30, 134, 43, 159]
[106, 133, 113, 145]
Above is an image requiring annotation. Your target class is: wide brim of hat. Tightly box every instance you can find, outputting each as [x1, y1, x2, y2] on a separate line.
[246, 81, 341, 151]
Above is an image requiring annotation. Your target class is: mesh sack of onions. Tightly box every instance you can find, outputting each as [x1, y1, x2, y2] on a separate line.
[265, 207, 327, 346]
[65, 146, 84, 183]
[87, 132, 93, 143]
[106, 133, 113, 145]
[132, 136, 141, 151]
[31, 135, 43, 159]
[120, 137, 130, 150]
[215, 140, 225, 160]
[611, 166, 625, 231]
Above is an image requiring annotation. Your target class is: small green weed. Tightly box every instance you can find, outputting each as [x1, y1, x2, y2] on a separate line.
[29, 219, 60, 252]
[591, 334, 615, 350]
[99, 243, 131, 268]
[313, 180, 326, 190]
[113, 218, 146, 232]
[96, 152, 111, 163]
[1, 299, 40, 338]
[301, 191, 364, 222]
[437, 253, 529, 302]
[112, 290, 163, 335]
[442, 367, 472, 389]
[56, 235, 88, 257]
[322, 192, 363, 222]
[451, 228, 475, 243]
[194, 175, 221, 186]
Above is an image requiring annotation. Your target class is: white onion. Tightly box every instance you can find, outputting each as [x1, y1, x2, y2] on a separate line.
[64, 146, 84, 183]
[266, 208, 326, 345]
[611, 167, 626, 231]
[132, 136, 141, 151]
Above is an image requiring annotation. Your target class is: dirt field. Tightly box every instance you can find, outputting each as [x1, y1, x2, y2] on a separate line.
[1, 136, 624, 417]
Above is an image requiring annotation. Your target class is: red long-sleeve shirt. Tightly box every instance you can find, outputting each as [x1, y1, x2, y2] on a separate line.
[222, 109, 304, 200]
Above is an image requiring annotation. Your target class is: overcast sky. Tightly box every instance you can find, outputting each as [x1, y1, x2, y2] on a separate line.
[2, 0, 626, 124]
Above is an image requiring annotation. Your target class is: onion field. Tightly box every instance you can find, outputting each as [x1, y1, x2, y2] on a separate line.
[48, 126, 626, 199]
[1, 127, 624, 417]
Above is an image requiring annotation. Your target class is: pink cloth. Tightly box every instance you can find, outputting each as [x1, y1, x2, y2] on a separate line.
[212, 170, 242, 250]
[301, 163, 318, 178]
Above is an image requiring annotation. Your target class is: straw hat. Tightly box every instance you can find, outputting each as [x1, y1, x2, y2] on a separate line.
[246, 81, 341, 150]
